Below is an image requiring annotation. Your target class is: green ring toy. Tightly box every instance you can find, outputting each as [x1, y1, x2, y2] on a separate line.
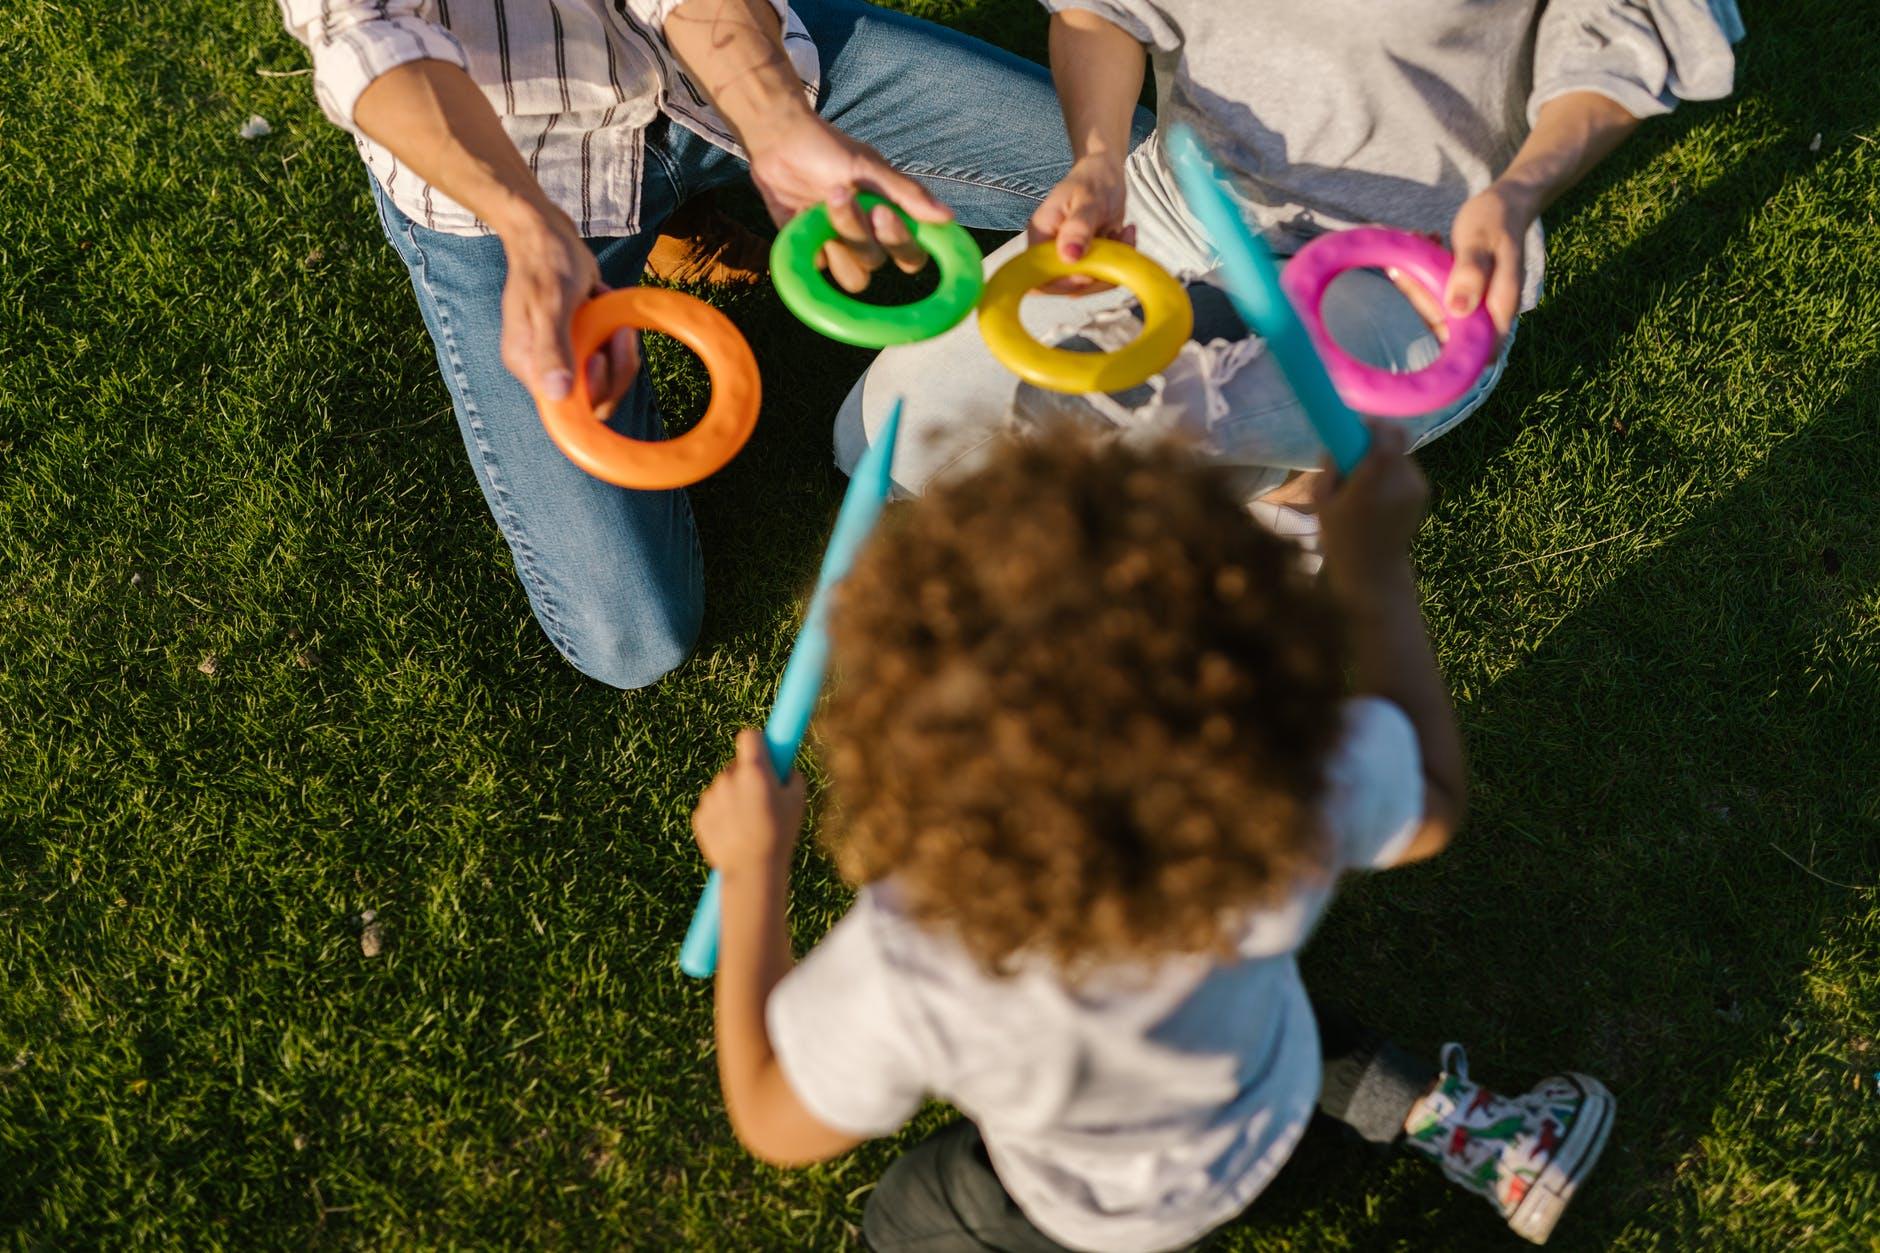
[770, 193, 984, 348]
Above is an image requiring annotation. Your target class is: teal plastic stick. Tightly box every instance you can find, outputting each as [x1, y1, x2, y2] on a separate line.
[1165, 125, 1370, 474]
[678, 401, 904, 979]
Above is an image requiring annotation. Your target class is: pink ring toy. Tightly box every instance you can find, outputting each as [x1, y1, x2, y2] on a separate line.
[1280, 227, 1497, 419]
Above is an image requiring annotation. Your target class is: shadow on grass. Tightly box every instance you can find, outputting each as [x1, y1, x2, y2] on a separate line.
[37, 0, 1852, 1244]
[1428, 1, 1880, 489]
[1219, 348, 1879, 1250]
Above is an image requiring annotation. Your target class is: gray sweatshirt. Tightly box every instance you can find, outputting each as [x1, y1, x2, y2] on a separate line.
[1046, 0, 1744, 307]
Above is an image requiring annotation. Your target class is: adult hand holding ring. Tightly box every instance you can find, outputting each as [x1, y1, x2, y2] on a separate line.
[770, 193, 984, 348]
[1280, 227, 1496, 418]
[532, 288, 761, 491]
[977, 239, 1193, 394]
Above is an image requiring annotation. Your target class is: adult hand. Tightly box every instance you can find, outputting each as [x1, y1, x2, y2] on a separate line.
[1443, 182, 1537, 341]
[692, 729, 807, 878]
[349, 61, 638, 413]
[1379, 232, 1450, 345]
[745, 106, 953, 294]
[1026, 153, 1135, 295]
[498, 210, 638, 411]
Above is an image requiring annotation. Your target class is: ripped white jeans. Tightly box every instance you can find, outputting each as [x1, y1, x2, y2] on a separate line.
[834, 131, 1513, 498]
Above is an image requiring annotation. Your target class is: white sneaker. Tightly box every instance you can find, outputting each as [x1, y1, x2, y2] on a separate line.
[1402, 1044, 1617, 1245]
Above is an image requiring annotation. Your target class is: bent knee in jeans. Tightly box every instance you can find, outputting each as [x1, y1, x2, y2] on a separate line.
[1012, 272, 1512, 481]
[834, 318, 1027, 496]
[836, 248, 1512, 498]
[529, 570, 702, 690]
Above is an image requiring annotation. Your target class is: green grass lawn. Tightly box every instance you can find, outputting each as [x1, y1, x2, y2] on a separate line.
[2, 1, 1876, 1247]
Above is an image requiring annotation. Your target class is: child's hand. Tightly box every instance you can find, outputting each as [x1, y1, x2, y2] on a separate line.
[692, 729, 808, 877]
[1027, 155, 1135, 295]
[1312, 423, 1429, 586]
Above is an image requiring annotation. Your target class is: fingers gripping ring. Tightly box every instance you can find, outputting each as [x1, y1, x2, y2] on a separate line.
[770, 193, 985, 348]
[978, 239, 1193, 394]
[1279, 227, 1496, 418]
[533, 288, 761, 490]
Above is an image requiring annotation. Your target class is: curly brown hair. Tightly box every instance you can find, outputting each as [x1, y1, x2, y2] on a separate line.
[819, 430, 1352, 975]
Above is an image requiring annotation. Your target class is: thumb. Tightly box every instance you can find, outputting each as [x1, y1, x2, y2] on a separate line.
[865, 160, 951, 225]
[1056, 203, 1098, 263]
[1445, 242, 1491, 318]
[735, 727, 773, 771]
[1340, 421, 1406, 497]
[1027, 195, 1067, 249]
[1365, 419, 1409, 460]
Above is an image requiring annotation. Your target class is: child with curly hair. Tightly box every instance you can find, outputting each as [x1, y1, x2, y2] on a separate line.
[692, 425, 1612, 1250]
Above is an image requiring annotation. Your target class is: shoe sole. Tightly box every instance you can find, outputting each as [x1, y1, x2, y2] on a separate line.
[1508, 1074, 1615, 1245]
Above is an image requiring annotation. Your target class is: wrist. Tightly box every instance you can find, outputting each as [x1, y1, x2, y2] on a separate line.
[1324, 555, 1417, 609]
[717, 841, 795, 886]
[712, 64, 816, 156]
[488, 188, 576, 247]
[1484, 175, 1544, 223]
[1070, 144, 1127, 173]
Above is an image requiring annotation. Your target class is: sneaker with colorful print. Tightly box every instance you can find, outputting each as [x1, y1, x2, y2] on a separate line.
[1401, 1044, 1616, 1244]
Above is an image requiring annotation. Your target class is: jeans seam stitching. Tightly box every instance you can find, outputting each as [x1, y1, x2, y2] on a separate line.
[647, 138, 686, 208]
[892, 165, 1049, 204]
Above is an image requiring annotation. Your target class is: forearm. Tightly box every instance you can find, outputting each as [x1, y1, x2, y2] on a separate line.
[1049, 10, 1145, 164]
[1329, 562, 1467, 849]
[660, 0, 811, 150]
[713, 856, 796, 1138]
[1494, 91, 1641, 217]
[352, 59, 567, 239]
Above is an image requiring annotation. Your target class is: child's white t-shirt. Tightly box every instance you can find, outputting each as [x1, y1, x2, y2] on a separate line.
[767, 698, 1424, 1253]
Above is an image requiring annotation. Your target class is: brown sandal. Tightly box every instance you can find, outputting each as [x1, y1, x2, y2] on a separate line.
[644, 192, 769, 288]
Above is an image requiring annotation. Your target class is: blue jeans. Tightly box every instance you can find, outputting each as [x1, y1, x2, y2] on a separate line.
[373, 0, 1079, 688]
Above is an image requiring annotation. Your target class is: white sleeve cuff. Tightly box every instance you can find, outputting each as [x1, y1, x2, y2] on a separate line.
[1322, 699, 1425, 872]
[1528, 0, 1743, 128]
[622, 0, 792, 36]
[764, 904, 927, 1139]
[768, 989, 915, 1139]
[303, 16, 469, 133]
[1039, 0, 1182, 53]
[1527, 74, 1677, 126]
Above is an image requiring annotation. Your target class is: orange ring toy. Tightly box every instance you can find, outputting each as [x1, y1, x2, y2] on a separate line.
[533, 288, 761, 490]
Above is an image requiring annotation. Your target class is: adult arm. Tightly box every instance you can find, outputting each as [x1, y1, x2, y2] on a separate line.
[1444, 92, 1641, 334]
[1028, 8, 1146, 260]
[1314, 426, 1467, 865]
[693, 730, 863, 1166]
[278, 0, 633, 408]
[658, 0, 954, 292]
[352, 64, 637, 410]
[1446, 0, 1744, 333]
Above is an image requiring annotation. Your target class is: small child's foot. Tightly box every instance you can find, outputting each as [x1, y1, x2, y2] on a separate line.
[1401, 1044, 1615, 1245]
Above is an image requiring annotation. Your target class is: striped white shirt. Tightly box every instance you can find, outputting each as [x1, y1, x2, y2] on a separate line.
[278, 0, 821, 237]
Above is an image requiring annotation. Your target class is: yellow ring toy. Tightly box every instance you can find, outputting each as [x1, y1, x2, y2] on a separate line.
[977, 239, 1194, 394]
